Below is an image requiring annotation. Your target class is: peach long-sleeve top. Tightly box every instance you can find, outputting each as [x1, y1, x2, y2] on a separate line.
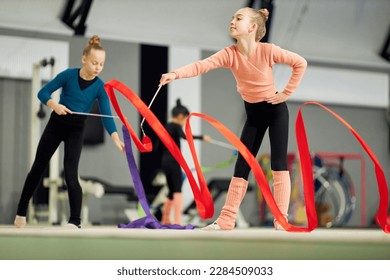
[172, 43, 307, 103]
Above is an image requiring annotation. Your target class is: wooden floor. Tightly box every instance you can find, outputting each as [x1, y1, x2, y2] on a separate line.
[0, 225, 389, 260]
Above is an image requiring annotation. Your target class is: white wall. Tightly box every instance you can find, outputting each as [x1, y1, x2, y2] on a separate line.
[0, 35, 69, 80]
[0, 0, 71, 35]
[269, 0, 390, 68]
[2, 0, 389, 68]
[274, 64, 389, 108]
[168, 46, 202, 208]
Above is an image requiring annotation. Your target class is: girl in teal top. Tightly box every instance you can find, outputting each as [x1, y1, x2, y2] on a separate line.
[15, 35, 124, 228]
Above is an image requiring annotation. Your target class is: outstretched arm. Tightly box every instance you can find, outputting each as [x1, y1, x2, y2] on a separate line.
[159, 47, 232, 86]
[159, 72, 177, 86]
[176, 126, 212, 143]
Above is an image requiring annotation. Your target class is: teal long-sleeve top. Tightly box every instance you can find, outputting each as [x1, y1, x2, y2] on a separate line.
[38, 68, 117, 135]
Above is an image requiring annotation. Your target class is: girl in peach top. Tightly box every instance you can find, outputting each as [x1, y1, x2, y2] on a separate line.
[160, 7, 307, 230]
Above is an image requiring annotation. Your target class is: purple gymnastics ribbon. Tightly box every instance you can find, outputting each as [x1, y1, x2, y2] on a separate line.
[118, 125, 195, 230]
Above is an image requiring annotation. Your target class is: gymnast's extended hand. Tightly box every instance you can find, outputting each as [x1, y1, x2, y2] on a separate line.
[159, 72, 177, 86]
[111, 132, 125, 153]
[203, 135, 212, 143]
[265, 92, 289, 105]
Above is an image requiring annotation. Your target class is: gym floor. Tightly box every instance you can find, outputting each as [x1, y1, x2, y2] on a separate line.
[0, 226, 389, 260]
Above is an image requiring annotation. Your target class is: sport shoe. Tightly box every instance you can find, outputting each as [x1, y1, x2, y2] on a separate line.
[201, 221, 223, 231]
[65, 223, 81, 229]
[274, 220, 286, 231]
[14, 215, 26, 228]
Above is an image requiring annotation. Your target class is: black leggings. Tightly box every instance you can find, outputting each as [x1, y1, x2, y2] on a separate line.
[17, 112, 86, 226]
[162, 160, 182, 200]
[234, 100, 289, 180]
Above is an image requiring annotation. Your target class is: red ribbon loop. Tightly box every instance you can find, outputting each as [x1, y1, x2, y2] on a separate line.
[186, 102, 389, 233]
[104, 80, 214, 219]
[296, 102, 389, 233]
[185, 112, 314, 232]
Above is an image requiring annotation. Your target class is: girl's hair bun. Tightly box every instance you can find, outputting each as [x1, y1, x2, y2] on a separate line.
[259, 8, 269, 21]
[89, 35, 101, 47]
[172, 98, 190, 117]
[83, 35, 104, 56]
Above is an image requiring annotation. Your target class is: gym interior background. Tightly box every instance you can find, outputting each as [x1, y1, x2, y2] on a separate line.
[0, 0, 389, 260]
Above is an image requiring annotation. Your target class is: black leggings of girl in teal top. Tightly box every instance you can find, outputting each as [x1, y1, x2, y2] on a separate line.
[16, 112, 86, 226]
[234, 100, 289, 180]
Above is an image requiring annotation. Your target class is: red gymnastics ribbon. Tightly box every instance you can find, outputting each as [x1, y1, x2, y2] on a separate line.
[296, 102, 389, 233]
[185, 102, 389, 233]
[105, 79, 389, 233]
[104, 80, 214, 219]
[185, 113, 315, 232]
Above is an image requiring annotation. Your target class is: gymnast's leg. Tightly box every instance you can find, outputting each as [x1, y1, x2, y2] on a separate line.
[269, 102, 291, 230]
[207, 101, 269, 230]
[15, 116, 63, 227]
[63, 124, 85, 228]
[162, 162, 183, 225]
